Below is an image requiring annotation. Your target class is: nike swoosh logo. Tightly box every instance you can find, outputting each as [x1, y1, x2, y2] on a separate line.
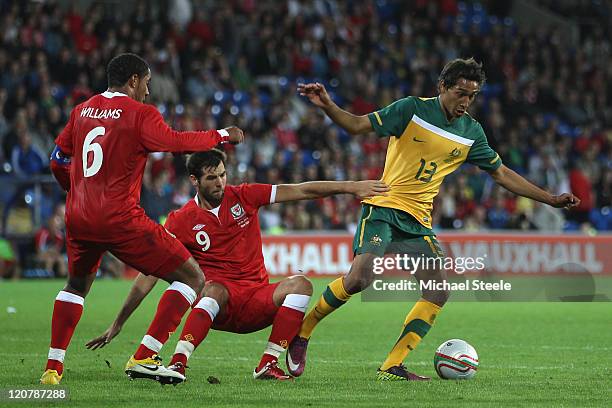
[413, 137, 426, 143]
[138, 364, 159, 371]
[287, 353, 300, 372]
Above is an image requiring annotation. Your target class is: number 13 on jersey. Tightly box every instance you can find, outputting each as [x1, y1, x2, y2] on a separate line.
[415, 158, 437, 183]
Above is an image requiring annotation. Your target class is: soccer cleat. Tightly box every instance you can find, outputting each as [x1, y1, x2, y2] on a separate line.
[168, 361, 188, 378]
[286, 336, 309, 377]
[125, 354, 185, 385]
[376, 364, 431, 381]
[253, 361, 293, 381]
[40, 369, 62, 385]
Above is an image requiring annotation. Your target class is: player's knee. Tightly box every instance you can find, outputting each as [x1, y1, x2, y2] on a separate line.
[202, 282, 229, 306]
[425, 289, 450, 307]
[285, 275, 313, 296]
[179, 258, 205, 293]
[440, 289, 450, 305]
[348, 268, 375, 293]
[65, 276, 91, 297]
[345, 254, 376, 293]
[192, 272, 205, 294]
[343, 272, 367, 294]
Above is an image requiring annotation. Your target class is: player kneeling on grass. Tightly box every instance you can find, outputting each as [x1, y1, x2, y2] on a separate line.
[87, 149, 389, 382]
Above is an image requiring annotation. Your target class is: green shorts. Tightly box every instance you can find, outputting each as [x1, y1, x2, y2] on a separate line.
[352, 204, 444, 258]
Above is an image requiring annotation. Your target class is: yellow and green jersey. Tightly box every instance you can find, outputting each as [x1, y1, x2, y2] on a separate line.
[364, 96, 501, 229]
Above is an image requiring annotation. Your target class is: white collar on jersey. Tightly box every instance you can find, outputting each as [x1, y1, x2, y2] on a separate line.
[194, 194, 221, 217]
[101, 90, 128, 98]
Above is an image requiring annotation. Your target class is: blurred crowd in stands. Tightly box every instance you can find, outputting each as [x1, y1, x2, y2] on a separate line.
[0, 0, 610, 277]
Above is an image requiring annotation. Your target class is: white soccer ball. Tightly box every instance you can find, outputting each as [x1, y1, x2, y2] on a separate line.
[434, 339, 479, 379]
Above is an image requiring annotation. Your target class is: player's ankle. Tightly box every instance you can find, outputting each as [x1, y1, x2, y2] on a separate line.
[257, 353, 278, 371]
[170, 353, 187, 367]
[46, 360, 63, 376]
[133, 345, 157, 360]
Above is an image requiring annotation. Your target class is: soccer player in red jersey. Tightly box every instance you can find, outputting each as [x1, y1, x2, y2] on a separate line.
[87, 149, 389, 381]
[41, 54, 245, 385]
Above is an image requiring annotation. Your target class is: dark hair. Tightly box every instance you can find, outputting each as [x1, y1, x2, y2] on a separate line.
[107, 53, 150, 88]
[438, 57, 486, 88]
[187, 149, 227, 179]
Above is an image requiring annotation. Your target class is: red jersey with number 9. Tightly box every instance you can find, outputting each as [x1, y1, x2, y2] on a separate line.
[164, 184, 275, 284]
[55, 91, 222, 241]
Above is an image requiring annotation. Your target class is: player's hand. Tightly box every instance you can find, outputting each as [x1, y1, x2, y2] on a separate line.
[350, 180, 390, 199]
[85, 323, 122, 350]
[224, 126, 244, 145]
[297, 82, 334, 109]
[550, 193, 581, 209]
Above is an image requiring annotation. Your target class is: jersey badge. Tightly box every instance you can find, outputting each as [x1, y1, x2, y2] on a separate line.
[443, 148, 462, 164]
[192, 224, 206, 230]
[370, 235, 383, 246]
[231, 203, 245, 219]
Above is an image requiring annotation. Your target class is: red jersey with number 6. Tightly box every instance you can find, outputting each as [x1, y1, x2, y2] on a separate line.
[55, 91, 222, 241]
[164, 184, 275, 284]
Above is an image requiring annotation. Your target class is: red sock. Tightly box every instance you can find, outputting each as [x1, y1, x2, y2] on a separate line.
[170, 296, 219, 367]
[134, 283, 195, 360]
[46, 291, 85, 376]
[257, 306, 305, 370]
[170, 308, 213, 367]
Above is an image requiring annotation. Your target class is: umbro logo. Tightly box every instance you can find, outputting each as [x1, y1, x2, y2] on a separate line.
[413, 137, 426, 143]
[192, 224, 206, 230]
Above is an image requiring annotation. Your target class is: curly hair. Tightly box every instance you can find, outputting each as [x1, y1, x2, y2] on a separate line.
[187, 149, 227, 179]
[438, 57, 486, 88]
[106, 53, 150, 88]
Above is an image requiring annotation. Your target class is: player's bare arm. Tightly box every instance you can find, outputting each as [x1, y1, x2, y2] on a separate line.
[86, 273, 159, 350]
[274, 180, 389, 203]
[489, 164, 580, 209]
[297, 82, 372, 134]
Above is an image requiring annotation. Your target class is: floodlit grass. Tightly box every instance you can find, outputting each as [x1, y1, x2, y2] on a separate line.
[1, 278, 610, 407]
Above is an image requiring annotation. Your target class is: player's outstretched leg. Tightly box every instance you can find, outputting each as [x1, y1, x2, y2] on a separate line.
[376, 298, 441, 381]
[377, 252, 449, 382]
[255, 276, 312, 380]
[168, 283, 227, 379]
[288, 254, 375, 377]
[126, 258, 204, 385]
[41, 272, 96, 385]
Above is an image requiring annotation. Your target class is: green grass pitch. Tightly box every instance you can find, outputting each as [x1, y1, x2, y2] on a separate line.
[1, 278, 610, 407]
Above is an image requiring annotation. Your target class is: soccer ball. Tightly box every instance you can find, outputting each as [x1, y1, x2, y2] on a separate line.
[434, 339, 479, 379]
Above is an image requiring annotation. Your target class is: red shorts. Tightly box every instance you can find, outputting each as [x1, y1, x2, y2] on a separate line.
[211, 280, 280, 334]
[66, 216, 191, 279]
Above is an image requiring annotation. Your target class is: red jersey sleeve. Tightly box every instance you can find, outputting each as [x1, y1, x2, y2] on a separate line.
[54, 109, 76, 156]
[138, 105, 222, 153]
[238, 183, 275, 211]
[50, 160, 71, 191]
